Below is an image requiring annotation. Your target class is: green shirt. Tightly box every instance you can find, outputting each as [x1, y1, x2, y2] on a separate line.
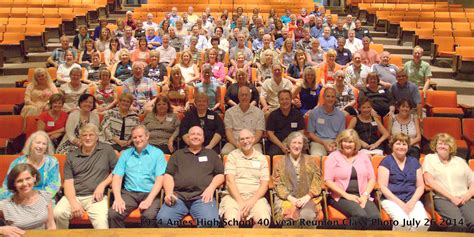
[403, 60, 432, 87]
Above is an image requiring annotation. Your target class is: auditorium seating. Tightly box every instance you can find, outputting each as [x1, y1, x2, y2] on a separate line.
[0, 87, 26, 114]
[424, 90, 468, 118]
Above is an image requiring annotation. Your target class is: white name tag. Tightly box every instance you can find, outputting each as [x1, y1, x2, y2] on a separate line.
[317, 118, 325, 124]
[291, 122, 298, 128]
[252, 160, 261, 168]
[47, 121, 55, 127]
[389, 68, 395, 73]
[207, 115, 215, 120]
[166, 117, 173, 122]
[342, 91, 348, 96]
[343, 53, 348, 56]
[371, 121, 378, 126]
[364, 30, 368, 33]
[378, 90, 385, 94]
[198, 156, 208, 162]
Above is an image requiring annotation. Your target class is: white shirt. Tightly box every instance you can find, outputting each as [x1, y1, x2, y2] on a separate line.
[345, 38, 363, 54]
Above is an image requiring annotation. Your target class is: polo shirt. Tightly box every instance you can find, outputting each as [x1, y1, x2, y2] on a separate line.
[179, 108, 225, 146]
[224, 105, 265, 141]
[403, 60, 432, 88]
[225, 149, 269, 198]
[335, 48, 352, 65]
[157, 45, 177, 64]
[64, 142, 117, 196]
[166, 147, 224, 201]
[261, 78, 293, 110]
[380, 154, 420, 202]
[113, 144, 166, 193]
[274, 37, 285, 50]
[267, 108, 305, 142]
[390, 81, 421, 108]
[318, 36, 337, 51]
[307, 106, 345, 140]
[372, 63, 398, 85]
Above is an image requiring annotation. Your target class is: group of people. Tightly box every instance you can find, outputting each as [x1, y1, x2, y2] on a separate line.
[1, 124, 473, 234]
[2, 4, 471, 236]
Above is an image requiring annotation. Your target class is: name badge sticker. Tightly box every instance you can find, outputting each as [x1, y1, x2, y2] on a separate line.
[198, 156, 208, 162]
[317, 118, 325, 124]
[47, 121, 55, 127]
[166, 117, 173, 122]
[371, 121, 378, 126]
[342, 91, 348, 96]
[291, 122, 298, 128]
[207, 115, 215, 120]
[378, 89, 385, 94]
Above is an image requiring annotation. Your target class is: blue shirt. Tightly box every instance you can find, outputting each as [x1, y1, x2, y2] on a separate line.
[281, 15, 291, 24]
[195, 79, 220, 109]
[252, 38, 263, 52]
[113, 144, 167, 193]
[380, 154, 420, 202]
[308, 106, 345, 140]
[310, 26, 323, 39]
[274, 38, 285, 50]
[146, 35, 162, 50]
[318, 36, 337, 51]
[390, 81, 421, 109]
[335, 48, 352, 65]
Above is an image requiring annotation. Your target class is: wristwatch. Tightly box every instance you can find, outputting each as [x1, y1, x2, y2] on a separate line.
[362, 191, 370, 197]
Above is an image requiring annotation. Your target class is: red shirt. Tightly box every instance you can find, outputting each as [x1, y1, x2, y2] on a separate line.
[38, 111, 68, 133]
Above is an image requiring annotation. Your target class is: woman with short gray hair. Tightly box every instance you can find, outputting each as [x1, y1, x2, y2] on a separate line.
[0, 131, 60, 201]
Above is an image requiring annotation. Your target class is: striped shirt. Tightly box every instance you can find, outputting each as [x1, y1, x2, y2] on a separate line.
[0, 191, 51, 230]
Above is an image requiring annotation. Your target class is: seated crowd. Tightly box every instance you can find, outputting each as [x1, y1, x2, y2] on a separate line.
[0, 5, 472, 236]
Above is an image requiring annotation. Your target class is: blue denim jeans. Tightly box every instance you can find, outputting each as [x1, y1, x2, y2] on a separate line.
[156, 198, 220, 228]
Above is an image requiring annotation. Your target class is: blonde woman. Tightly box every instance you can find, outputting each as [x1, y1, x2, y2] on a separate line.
[292, 67, 322, 115]
[280, 38, 295, 68]
[179, 50, 200, 85]
[423, 133, 474, 233]
[21, 68, 59, 117]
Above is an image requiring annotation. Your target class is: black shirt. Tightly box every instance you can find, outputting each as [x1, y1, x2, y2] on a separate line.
[179, 108, 225, 147]
[224, 83, 259, 108]
[266, 107, 305, 142]
[355, 27, 372, 40]
[358, 86, 394, 118]
[166, 147, 224, 201]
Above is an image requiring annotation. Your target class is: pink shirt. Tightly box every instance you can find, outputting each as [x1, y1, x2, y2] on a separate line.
[324, 150, 375, 201]
[356, 48, 380, 67]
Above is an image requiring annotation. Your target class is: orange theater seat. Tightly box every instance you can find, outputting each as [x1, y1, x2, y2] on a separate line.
[0, 88, 26, 114]
[424, 91, 465, 118]
[462, 118, 474, 159]
[0, 115, 23, 151]
[422, 117, 468, 158]
[0, 155, 20, 183]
